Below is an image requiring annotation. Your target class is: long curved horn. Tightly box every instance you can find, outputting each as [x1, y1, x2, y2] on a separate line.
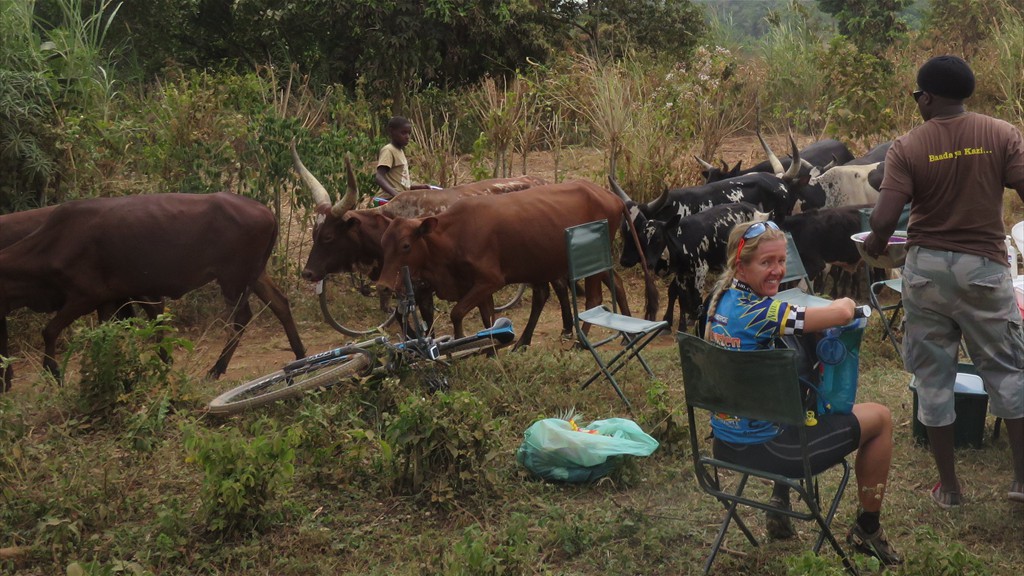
[608, 175, 632, 203]
[291, 139, 332, 213]
[783, 129, 801, 180]
[645, 188, 670, 215]
[757, 127, 785, 176]
[694, 156, 715, 171]
[330, 153, 359, 216]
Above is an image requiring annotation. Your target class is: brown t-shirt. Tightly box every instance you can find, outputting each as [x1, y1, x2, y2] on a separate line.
[881, 112, 1024, 263]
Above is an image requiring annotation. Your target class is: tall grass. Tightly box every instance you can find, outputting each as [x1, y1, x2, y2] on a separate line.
[756, 3, 832, 135]
[469, 76, 530, 178]
[987, 2, 1024, 127]
[41, 0, 123, 119]
[409, 97, 461, 187]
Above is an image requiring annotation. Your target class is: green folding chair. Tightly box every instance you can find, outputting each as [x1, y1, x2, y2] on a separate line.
[565, 220, 668, 410]
[676, 332, 857, 576]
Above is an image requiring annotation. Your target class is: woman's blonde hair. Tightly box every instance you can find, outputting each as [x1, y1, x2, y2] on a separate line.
[703, 220, 787, 339]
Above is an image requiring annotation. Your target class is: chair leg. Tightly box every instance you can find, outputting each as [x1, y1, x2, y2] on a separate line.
[704, 475, 758, 575]
[579, 357, 632, 410]
[812, 462, 851, 554]
[579, 330, 662, 409]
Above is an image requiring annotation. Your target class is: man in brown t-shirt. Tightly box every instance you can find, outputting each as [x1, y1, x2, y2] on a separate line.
[867, 55, 1024, 510]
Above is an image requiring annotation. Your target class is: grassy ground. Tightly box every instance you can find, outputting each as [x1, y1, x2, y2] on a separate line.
[1, 148, 1022, 575]
[2, 269, 1022, 575]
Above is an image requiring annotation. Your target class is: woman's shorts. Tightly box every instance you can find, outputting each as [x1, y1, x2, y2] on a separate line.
[712, 413, 861, 478]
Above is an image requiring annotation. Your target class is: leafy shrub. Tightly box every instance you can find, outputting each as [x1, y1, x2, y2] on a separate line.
[816, 36, 900, 145]
[384, 390, 499, 506]
[183, 417, 301, 537]
[64, 314, 191, 417]
[292, 390, 385, 488]
[902, 525, 993, 575]
[640, 380, 688, 454]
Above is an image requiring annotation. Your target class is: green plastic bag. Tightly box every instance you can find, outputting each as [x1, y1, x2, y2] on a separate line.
[515, 417, 659, 483]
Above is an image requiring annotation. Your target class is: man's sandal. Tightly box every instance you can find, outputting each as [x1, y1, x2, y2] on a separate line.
[930, 482, 962, 509]
[1009, 481, 1024, 503]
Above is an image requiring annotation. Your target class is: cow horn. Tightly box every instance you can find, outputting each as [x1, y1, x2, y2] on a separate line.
[646, 188, 670, 215]
[757, 127, 785, 176]
[330, 153, 359, 216]
[694, 156, 715, 171]
[608, 175, 632, 203]
[783, 129, 801, 180]
[291, 139, 332, 213]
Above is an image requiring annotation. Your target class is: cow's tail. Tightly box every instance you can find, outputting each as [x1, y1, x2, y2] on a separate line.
[621, 204, 659, 322]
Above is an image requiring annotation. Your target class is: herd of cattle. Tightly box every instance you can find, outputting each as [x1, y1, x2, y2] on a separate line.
[0, 132, 893, 392]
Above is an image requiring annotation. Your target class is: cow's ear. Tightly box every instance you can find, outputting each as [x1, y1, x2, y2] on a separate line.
[730, 161, 742, 174]
[418, 217, 438, 236]
[796, 174, 811, 187]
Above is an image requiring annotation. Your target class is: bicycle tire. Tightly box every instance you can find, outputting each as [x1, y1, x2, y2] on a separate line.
[318, 272, 398, 336]
[207, 354, 371, 415]
[493, 283, 527, 312]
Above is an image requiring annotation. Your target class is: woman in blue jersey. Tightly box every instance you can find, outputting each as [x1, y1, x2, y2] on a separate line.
[702, 219, 901, 566]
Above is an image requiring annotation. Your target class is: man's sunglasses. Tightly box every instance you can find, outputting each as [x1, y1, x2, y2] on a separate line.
[912, 89, 925, 102]
[736, 220, 781, 265]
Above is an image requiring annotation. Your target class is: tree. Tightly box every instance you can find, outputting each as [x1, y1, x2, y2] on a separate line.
[816, 0, 912, 53]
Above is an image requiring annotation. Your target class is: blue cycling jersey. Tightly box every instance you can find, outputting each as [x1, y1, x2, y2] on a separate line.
[706, 280, 807, 444]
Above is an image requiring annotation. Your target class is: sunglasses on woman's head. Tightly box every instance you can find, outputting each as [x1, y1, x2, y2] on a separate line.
[743, 220, 780, 239]
[736, 220, 781, 265]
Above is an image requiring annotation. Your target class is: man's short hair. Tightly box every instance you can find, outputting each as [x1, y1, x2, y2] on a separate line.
[387, 116, 411, 131]
[916, 55, 975, 100]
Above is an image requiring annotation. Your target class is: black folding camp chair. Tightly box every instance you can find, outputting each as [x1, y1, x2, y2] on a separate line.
[858, 207, 912, 356]
[565, 220, 668, 410]
[676, 332, 857, 575]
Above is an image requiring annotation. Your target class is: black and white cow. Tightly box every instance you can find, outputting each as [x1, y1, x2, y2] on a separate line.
[611, 150, 804, 269]
[779, 204, 871, 298]
[695, 138, 854, 183]
[641, 202, 763, 331]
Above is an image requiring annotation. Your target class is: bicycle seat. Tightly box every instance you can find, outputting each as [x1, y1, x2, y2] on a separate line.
[481, 317, 515, 345]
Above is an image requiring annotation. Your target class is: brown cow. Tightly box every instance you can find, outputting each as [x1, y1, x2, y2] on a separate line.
[291, 143, 572, 334]
[0, 192, 305, 387]
[376, 180, 633, 348]
[0, 206, 167, 390]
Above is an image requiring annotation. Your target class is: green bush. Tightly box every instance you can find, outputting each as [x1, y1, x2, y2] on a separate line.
[384, 390, 499, 506]
[183, 417, 301, 537]
[816, 36, 900, 145]
[292, 390, 385, 488]
[64, 314, 190, 417]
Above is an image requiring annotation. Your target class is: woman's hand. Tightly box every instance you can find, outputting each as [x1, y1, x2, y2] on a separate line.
[803, 297, 856, 333]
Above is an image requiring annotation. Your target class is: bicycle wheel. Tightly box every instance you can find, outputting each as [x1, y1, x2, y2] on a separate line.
[493, 283, 527, 312]
[207, 354, 371, 415]
[318, 272, 397, 336]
